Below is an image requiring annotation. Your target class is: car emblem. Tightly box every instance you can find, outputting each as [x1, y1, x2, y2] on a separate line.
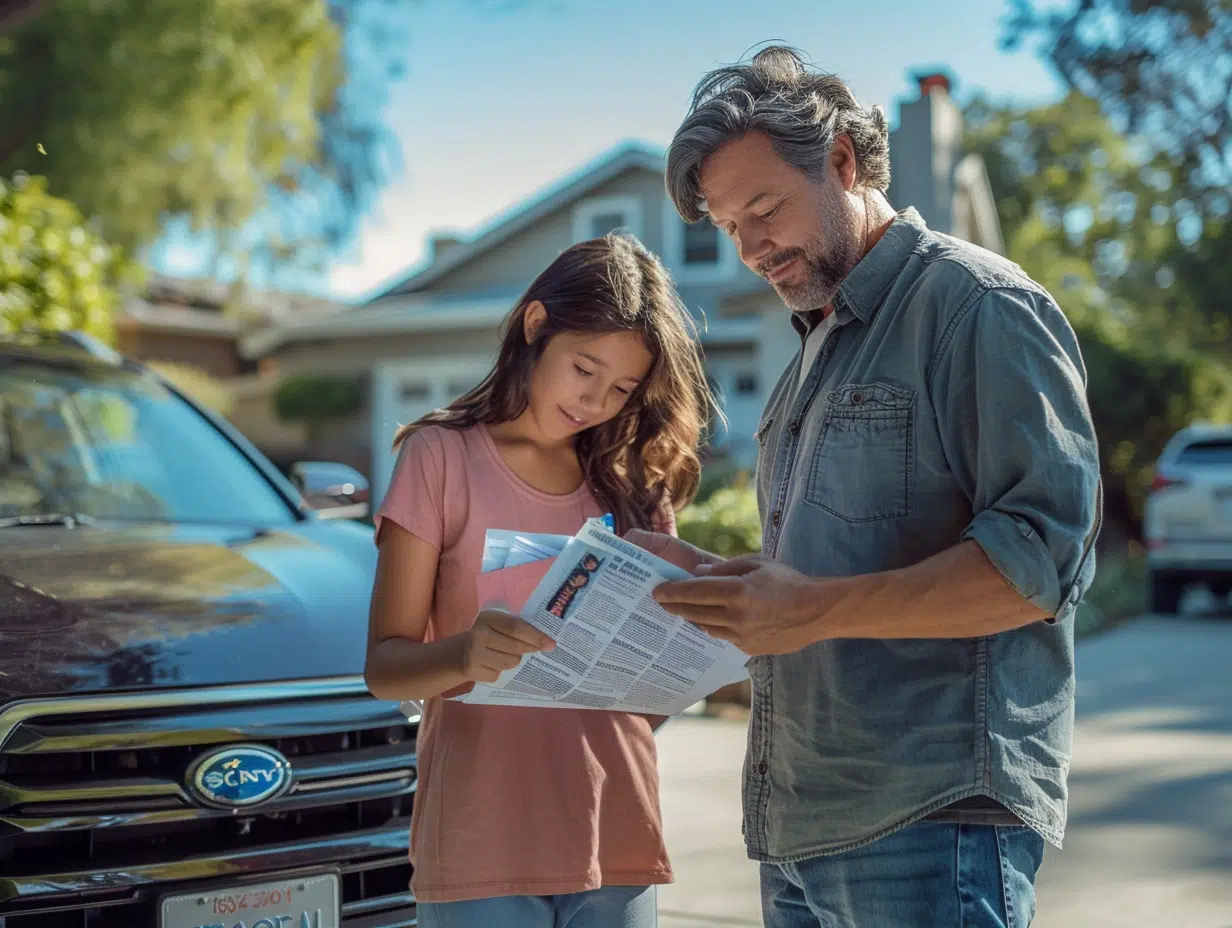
[186, 744, 293, 810]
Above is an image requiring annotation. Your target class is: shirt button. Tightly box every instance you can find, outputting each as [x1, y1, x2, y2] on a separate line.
[851, 391, 864, 404]
[757, 761, 768, 776]
[789, 421, 800, 435]
[771, 510, 782, 527]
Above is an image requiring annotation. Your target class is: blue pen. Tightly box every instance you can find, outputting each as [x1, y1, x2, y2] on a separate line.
[601, 513, 615, 531]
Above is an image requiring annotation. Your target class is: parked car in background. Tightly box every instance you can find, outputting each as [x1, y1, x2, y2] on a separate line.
[0, 331, 416, 927]
[1143, 424, 1232, 614]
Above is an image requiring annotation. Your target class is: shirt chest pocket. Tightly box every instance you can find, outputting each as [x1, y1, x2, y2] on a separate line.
[805, 381, 914, 522]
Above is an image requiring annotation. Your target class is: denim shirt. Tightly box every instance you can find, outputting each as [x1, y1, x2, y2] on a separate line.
[747, 208, 1102, 862]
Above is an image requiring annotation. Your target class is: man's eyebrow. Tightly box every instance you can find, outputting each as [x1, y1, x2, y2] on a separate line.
[741, 191, 776, 211]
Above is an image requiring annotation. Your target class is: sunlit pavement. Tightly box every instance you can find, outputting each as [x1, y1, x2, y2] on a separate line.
[656, 613, 1232, 928]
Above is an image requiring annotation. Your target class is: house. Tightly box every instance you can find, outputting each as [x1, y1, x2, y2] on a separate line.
[241, 71, 1005, 502]
[117, 273, 346, 380]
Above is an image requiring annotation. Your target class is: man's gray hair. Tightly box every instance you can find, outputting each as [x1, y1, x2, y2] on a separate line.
[666, 46, 891, 222]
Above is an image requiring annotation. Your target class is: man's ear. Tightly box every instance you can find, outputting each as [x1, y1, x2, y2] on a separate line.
[830, 133, 858, 191]
[523, 300, 547, 343]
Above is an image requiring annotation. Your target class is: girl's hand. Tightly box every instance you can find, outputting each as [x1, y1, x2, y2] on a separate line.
[461, 608, 556, 683]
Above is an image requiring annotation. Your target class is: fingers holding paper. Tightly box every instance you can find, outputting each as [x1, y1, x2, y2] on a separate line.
[652, 555, 832, 656]
[623, 529, 725, 574]
[462, 608, 556, 684]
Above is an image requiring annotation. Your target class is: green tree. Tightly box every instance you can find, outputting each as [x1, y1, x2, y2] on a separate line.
[0, 173, 137, 340]
[1003, 0, 1231, 211]
[0, 0, 414, 274]
[964, 91, 1223, 348]
[274, 373, 364, 447]
[964, 93, 1232, 532]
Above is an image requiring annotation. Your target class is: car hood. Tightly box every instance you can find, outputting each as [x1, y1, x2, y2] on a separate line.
[0, 520, 377, 700]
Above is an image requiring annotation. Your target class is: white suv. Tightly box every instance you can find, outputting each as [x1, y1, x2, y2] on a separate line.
[1143, 424, 1232, 613]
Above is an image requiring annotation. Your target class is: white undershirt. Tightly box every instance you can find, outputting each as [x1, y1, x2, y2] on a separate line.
[795, 311, 838, 400]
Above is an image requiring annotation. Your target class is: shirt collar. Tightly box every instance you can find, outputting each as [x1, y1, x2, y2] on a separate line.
[789, 207, 925, 338]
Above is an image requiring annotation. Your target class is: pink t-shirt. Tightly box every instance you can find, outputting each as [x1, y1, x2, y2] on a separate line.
[374, 423, 675, 903]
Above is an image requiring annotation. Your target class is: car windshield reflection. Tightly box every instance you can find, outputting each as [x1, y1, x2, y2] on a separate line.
[0, 361, 294, 525]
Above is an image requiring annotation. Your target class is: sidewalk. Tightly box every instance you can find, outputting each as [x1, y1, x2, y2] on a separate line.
[656, 714, 760, 927]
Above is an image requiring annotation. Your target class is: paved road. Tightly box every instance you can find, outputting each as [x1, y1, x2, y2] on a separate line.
[656, 615, 1232, 928]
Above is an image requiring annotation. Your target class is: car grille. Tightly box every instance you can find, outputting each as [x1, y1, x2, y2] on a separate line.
[0, 677, 418, 926]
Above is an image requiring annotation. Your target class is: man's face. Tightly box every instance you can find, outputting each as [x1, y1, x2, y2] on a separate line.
[699, 130, 863, 313]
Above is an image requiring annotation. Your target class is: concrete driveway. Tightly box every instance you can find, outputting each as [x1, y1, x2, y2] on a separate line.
[655, 615, 1232, 928]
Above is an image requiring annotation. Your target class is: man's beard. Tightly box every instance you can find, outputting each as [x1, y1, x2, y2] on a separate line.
[758, 191, 863, 313]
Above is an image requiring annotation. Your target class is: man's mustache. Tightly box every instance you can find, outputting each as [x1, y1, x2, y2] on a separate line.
[757, 249, 807, 280]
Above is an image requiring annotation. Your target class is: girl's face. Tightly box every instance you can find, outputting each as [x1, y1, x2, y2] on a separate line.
[522, 302, 653, 443]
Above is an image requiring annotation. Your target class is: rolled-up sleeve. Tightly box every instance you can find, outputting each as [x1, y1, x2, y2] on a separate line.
[930, 286, 1102, 623]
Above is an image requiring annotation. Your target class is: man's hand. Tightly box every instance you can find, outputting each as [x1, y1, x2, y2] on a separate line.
[624, 529, 724, 574]
[652, 555, 840, 655]
[460, 608, 555, 683]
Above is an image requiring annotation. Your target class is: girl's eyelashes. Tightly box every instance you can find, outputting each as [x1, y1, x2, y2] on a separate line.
[574, 364, 593, 377]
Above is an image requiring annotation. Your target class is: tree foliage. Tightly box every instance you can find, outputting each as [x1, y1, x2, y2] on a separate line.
[0, 173, 137, 340]
[1003, 0, 1232, 211]
[965, 91, 1232, 530]
[0, 0, 411, 273]
[677, 479, 762, 559]
[274, 373, 364, 443]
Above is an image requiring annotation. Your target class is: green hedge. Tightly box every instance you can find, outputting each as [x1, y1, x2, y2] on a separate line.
[677, 477, 762, 558]
[273, 373, 364, 442]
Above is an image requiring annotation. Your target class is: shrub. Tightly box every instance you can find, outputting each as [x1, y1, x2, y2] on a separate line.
[1074, 313, 1232, 530]
[0, 173, 138, 341]
[273, 373, 363, 443]
[677, 476, 762, 558]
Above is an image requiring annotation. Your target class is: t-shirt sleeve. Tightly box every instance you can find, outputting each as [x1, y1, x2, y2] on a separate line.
[374, 429, 447, 550]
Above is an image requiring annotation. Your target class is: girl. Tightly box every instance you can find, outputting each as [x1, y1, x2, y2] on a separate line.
[365, 233, 713, 928]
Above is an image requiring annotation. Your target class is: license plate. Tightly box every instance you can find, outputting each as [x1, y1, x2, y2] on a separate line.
[160, 873, 339, 928]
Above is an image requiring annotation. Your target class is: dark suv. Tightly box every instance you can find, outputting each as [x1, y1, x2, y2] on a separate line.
[0, 332, 417, 927]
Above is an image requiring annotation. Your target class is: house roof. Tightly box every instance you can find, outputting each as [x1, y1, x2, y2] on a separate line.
[368, 140, 666, 302]
[238, 291, 521, 359]
[120, 272, 346, 341]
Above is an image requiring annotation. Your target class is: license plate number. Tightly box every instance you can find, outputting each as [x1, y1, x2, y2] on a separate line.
[160, 874, 339, 928]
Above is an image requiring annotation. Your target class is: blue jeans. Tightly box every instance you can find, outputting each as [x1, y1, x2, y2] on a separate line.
[417, 885, 657, 928]
[761, 823, 1046, 928]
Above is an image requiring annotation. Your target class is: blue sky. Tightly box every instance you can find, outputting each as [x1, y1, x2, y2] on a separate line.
[153, 0, 1066, 302]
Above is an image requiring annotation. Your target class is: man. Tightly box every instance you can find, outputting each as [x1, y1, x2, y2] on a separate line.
[632, 47, 1102, 927]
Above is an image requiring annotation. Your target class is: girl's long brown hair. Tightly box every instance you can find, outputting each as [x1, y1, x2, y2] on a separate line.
[393, 233, 715, 533]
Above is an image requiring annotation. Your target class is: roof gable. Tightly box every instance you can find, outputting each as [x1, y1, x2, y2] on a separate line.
[369, 141, 665, 302]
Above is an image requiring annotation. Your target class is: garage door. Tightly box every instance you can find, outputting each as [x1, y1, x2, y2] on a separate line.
[371, 359, 491, 503]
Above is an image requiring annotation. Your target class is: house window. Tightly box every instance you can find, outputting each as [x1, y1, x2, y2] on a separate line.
[573, 196, 643, 244]
[590, 212, 629, 237]
[400, 382, 430, 402]
[684, 221, 721, 265]
[734, 373, 759, 396]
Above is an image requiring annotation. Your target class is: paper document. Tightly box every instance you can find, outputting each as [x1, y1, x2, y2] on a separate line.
[454, 518, 749, 715]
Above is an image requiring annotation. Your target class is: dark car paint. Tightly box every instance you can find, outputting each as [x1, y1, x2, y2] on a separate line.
[0, 518, 377, 699]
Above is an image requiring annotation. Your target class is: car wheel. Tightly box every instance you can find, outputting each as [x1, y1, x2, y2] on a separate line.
[1148, 573, 1183, 615]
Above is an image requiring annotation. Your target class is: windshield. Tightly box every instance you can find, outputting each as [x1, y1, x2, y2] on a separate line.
[1176, 440, 1232, 467]
[0, 359, 295, 524]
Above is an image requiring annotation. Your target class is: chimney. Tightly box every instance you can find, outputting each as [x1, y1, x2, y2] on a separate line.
[914, 71, 953, 99]
[888, 69, 963, 235]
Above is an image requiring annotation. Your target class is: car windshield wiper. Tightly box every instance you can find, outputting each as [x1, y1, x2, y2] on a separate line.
[0, 513, 97, 529]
